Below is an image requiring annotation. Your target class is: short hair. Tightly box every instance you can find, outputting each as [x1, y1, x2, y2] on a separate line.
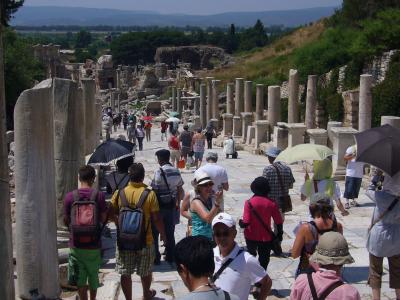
[309, 200, 334, 219]
[197, 128, 202, 133]
[155, 149, 170, 162]
[79, 165, 96, 183]
[175, 236, 215, 278]
[128, 163, 145, 182]
[116, 156, 134, 173]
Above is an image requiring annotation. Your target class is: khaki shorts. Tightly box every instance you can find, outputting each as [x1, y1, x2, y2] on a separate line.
[116, 245, 155, 277]
[368, 253, 400, 289]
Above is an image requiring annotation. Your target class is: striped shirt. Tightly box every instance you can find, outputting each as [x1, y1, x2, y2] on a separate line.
[151, 164, 184, 203]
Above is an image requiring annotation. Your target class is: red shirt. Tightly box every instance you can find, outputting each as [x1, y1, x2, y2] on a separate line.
[242, 195, 283, 242]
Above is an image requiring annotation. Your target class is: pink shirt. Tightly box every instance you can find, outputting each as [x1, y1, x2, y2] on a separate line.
[290, 269, 361, 300]
[242, 195, 283, 241]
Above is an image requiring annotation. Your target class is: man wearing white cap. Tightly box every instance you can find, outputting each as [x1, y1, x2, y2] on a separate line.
[212, 213, 272, 300]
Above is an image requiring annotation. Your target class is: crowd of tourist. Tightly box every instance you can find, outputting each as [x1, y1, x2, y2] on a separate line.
[64, 120, 400, 300]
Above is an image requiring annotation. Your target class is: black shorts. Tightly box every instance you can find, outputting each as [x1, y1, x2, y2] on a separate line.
[344, 176, 362, 199]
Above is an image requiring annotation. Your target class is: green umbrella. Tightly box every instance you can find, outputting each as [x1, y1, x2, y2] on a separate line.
[275, 144, 335, 164]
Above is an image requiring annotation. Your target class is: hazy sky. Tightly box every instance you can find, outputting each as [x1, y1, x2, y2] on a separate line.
[24, 0, 342, 15]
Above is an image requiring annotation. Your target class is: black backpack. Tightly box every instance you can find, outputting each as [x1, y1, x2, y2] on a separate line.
[117, 188, 150, 251]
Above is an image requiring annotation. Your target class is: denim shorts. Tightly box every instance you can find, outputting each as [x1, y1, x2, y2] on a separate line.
[344, 176, 362, 199]
[194, 151, 204, 161]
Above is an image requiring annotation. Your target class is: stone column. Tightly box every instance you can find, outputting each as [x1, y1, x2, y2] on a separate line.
[96, 102, 102, 144]
[246, 126, 256, 145]
[241, 112, 253, 142]
[177, 88, 182, 117]
[212, 80, 220, 119]
[171, 86, 177, 111]
[286, 123, 306, 147]
[307, 129, 328, 145]
[222, 113, 234, 137]
[358, 74, 373, 132]
[255, 120, 269, 149]
[193, 116, 201, 130]
[206, 77, 214, 123]
[234, 78, 244, 116]
[244, 80, 253, 113]
[331, 127, 358, 179]
[381, 116, 400, 128]
[267, 86, 281, 133]
[81, 79, 96, 154]
[327, 121, 343, 148]
[273, 125, 288, 150]
[110, 90, 115, 111]
[256, 84, 265, 121]
[233, 116, 242, 137]
[14, 79, 59, 299]
[200, 83, 207, 128]
[0, 15, 15, 299]
[288, 69, 300, 123]
[194, 96, 200, 116]
[226, 83, 234, 114]
[305, 75, 318, 129]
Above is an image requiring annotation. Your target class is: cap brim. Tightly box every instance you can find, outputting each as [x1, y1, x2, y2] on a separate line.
[309, 252, 355, 266]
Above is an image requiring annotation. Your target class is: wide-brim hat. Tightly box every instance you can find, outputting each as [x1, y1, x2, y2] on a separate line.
[309, 232, 354, 266]
[192, 171, 213, 186]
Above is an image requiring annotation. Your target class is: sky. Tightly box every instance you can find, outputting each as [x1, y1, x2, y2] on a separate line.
[24, 0, 343, 15]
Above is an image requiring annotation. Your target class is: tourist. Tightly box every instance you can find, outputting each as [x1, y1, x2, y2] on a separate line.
[190, 172, 222, 240]
[291, 197, 343, 277]
[262, 147, 295, 250]
[212, 213, 272, 300]
[343, 144, 364, 208]
[239, 177, 283, 269]
[113, 113, 120, 132]
[205, 121, 216, 149]
[160, 120, 168, 141]
[290, 232, 360, 300]
[105, 156, 133, 195]
[366, 172, 400, 300]
[300, 159, 349, 216]
[144, 121, 152, 142]
[151, 149, 184, 264]
[192, 128, 206, 169]
[180, 124, 193, 163]
[223, 135, 237, 159]
[103, 112, 113, 140]
[128, 112, 137, 125]
[175, 236, 239, 300]
[63, 165, 108, 300]
[111, 163, 166, 300]
[127, 121, 136, 144]
[135, 124, 145, 151]
[168, 130, 181, 168]
[122, 111, 129, 131]
[196, 152, 229, 211]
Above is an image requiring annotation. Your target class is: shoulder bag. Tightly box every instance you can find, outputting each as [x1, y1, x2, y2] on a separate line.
[368, 197, 399, 232]
[272, 164, 293, 212]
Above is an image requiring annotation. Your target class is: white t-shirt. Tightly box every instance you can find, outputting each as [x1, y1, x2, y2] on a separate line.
[213, 244, 266, 300]
[300, 179, 341, 207]
[195, 163, 228, 193]
[345, 146, 364, 178]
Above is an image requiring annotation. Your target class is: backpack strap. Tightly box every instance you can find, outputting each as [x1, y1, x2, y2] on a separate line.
[223, 291, 231, 300]
[319, 280, 344, 299]
[159, 167, 171, 192]
[313, 180, 319, 193]
[307, 273, 319, 300]
[136, 188, 151, 209]
[211, 249, 244, 282]
[72, 190, 79, 203]
[89, 189, 98, 202]
[119, 189, 129, 208]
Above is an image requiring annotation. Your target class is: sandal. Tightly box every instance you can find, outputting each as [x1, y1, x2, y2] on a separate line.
[350, 200, 360, 207]
[143, 289, 156, 300]
[344, 203, 350, 209]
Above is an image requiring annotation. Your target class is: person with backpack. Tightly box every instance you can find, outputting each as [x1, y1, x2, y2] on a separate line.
[63, 165, 108, 300]
[291, 197, 343, 277]
[151, 149, 184, 264]
[111, 163, 166, 300]
[105, 156, 133, 196]
[290, 232, 360, 300]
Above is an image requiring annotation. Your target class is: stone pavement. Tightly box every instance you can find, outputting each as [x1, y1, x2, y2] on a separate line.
[77, 124, 396, 300]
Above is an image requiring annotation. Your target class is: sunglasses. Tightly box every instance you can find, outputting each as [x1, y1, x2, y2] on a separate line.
[213, 230, 230, 238]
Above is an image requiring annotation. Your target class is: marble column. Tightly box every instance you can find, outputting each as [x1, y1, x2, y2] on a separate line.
[267, 86, 281, 133]
[288, 69, 300, 123]
[327, 121, 343, 148]
[177, 88, 182, 117]
[234, 78, 244, 116]
[96, 102, 102, 143]
[193, 116, 201, 130]
[171, 86, 177, 111]
[381, 116, 400, 128]
[244, 80, 253, 113]
[255, 120, 269, 149]
[194, 96, 200, 116]
[81, 79, 96, 155]
[200, 83, 207, 128]
[331, 127, 358, 179]
[256, 84, 264, 121]
[307, 129, 328, 145]
[305, 75, 318, 129]
[286, 123, 306, 147]
[222, 113, 234, 137]
[233, 116, 242, 137]
[241, 112, 253, 142]
[14, 79, 59, 299]
[273, 125, 288, 150]
[206, 77, 214, 123]
[226, 83, 234, 115]
[212, 79, 220, 119]
[358, 74, 373, 132]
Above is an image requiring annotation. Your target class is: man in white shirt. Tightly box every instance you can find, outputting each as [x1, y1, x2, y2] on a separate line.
[195, 152, 228, 210]
[212, 213, 272, 300]
[343, 145, 364, 208]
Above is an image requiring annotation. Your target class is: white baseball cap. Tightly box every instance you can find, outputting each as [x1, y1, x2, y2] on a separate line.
[212, 212, 236, 228]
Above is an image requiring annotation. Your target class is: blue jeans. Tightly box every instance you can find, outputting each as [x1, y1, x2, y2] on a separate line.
[152, 208, 176, 262]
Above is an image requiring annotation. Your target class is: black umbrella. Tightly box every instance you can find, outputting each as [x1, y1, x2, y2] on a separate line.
[355, 124, 400, 176]
[88, 139, 135, 165]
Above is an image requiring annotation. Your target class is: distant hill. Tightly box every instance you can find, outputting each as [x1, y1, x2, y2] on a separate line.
[12, 6, 338, 28]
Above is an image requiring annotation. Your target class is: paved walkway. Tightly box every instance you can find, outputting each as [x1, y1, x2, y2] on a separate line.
[69, 124, 396, 300]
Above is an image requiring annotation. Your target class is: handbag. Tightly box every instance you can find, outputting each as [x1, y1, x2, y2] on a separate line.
[247, 199, 283, 256]
[272, 164, 293, 213]
[177, 158, 186, 169]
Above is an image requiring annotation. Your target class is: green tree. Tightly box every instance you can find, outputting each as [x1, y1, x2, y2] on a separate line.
[1, 0, 24, 26]
[75, 29, 92, 49]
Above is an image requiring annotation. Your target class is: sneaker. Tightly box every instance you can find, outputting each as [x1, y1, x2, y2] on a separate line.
[344, 203, 350, 209]
[350, 200, 360, 207]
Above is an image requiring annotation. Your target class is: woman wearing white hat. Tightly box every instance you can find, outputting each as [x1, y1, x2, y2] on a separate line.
[190, 171, 222, 240]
